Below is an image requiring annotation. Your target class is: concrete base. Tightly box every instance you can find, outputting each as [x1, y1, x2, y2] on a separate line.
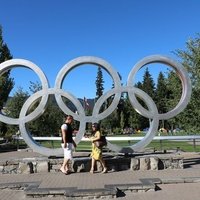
[0, 152, 183, 174]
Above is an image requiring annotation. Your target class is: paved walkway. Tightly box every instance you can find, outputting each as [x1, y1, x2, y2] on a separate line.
[0, 150, 200, 200]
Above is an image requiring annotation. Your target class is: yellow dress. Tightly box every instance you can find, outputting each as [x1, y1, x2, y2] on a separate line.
[90, 131, 102, 160]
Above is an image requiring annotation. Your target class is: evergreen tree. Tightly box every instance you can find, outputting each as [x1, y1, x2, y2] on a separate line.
[124, 97, 139, 131]
[165, 70, 182, 131]
[125, 81, 144, 131]
[140, 68, 156, 129]
[29, 81, 42, 93]
[155, 72, 169, 128]
[5, 82, 66, 137]
[142, 68, 155, 99]
[95, 67, 104, 99]
[120, 111, 125, 131]
[0, 25, 14, 136]
[27, 82, 65, 136]
[27, 95, 65, 137]
[5, 87, 29, 134]
[0, 26, 14, 110]
[95, 66, 105, 113]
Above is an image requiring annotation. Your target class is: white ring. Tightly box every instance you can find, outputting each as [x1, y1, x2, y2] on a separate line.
[0, 59, 49, 124]
[97, 86, 159, 153]
[19, 88, 86, 156]
[127, 55, 192, 120]
[0, 55, 192, 156]
[54, 56, 122, 121]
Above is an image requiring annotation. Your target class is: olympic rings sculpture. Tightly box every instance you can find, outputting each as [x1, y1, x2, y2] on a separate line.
[0, 55, 192, 156]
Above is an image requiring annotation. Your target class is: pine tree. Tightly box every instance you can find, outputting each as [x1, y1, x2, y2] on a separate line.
[27, 82, 65, 136]
[140, 68, 156, 129]
[156, 72, 169, 128]
[95, 66, 105, 113]
[95, 66, 104, 99]
[0, 26, 14, 110]
[156, 72, 167, 112]
[142, 68, 155, 99]
[0, 25, 14, 136]
[5, 88, 29, 134]
[125, 81, 144, 131]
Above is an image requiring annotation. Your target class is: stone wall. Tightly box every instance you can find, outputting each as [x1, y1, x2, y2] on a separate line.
[0, 154, 183, 174]
[130, 154, 183, 170]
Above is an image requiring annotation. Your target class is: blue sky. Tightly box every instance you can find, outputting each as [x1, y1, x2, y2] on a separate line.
[0, 0, 200, 99]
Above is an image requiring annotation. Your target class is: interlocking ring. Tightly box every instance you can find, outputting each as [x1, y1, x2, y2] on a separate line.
[0, 59, 49, 125]
[0, 55, 192, 156]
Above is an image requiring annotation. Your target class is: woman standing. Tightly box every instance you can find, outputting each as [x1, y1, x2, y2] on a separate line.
[89, 123, 107, 174]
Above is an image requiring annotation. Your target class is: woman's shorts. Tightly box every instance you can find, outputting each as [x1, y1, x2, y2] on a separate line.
[61, 143, 73, 160]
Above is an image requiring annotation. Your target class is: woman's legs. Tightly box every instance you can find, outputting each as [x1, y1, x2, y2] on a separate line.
[90, 146, 107, 173]
[99, 157, 107, 173]
[90, 157, 96, 173]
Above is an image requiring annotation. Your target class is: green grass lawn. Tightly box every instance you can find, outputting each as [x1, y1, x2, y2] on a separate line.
[36, 139, 199, 152]
[14, 133, 200, 152]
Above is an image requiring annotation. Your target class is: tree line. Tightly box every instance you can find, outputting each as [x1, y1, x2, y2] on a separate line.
[95, 34, 200, 135]
[0, 25, 200, 138]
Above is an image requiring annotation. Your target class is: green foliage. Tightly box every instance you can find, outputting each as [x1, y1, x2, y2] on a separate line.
[5, 87, 29, 118]
[155, 72, 168, 113]
[120, 111, 125, 130]
[175, 34, 200, 89]
[27, 95, 65, 136]
[101, 34, 200, 134]
[0, 26, 14, 136]
[1, 25, 200, 138]
[29, 81, 42, 93]
[25, 82, 65, 136]
[128, 68, 155, 130]
[95, 67, 104, 100]
[37, 138, 200, 152]
[5, 82, 66, 137]
[5, 87, 29, 134]
[172, 33, 200, 132]
[122, 34, 200, 133]
[141, 68, 156, 99]
[0, 26, 14, 110]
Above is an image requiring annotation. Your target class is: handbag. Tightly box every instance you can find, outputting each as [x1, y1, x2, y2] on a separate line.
[94, 136, 107, 148]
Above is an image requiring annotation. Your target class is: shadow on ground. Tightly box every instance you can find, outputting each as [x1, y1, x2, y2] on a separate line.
[184, 157, 200, 168]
